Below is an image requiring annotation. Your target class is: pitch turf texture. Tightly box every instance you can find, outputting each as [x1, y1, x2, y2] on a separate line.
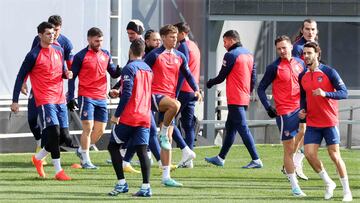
[0, 145, 359, 202]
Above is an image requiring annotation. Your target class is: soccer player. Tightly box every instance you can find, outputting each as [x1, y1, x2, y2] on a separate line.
[205, 30, 263, 170]
[11, 21, 72, 180]
[293, 19, 318, 59]
[299, 42, 352, 201]
[22, 15, 76, 154]
[144, 24, 201, 187]
[257, 35, 306, 197]
[172, 22, 201, 168]
[291, 18, 319, 180]
[67, 27, 121, 169]
[108, 39, 153, 197]
[144, 29, 161, 56]
[111, 19, 147, 173]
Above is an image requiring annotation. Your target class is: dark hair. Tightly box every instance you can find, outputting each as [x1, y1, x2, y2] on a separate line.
[223, 30, 240, 43]
[304, 41, 321, 60]
[37, 21, 55, 34]
[48, 15, 62, 27]
[160, 24, 178, 36]
[174, 22, 190, 33]
[126, 20, 144, 34]
[130, 39, 145, 56]
[87, 27, 103, 37]
[294, 18, 318, 42]
[274, 35, 292, 45]
[145, 29, 155, 40]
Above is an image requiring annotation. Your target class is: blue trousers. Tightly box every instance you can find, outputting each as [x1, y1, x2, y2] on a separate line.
[219, 105, 259, 160]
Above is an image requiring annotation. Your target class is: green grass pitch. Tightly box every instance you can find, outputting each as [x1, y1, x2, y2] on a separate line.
[0, 145, 359, 202]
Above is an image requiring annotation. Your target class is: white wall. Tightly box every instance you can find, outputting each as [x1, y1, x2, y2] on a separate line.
[0, 0, 110, 96]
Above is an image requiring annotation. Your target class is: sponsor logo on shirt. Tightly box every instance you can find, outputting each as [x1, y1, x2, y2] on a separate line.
[54, 53, 59, 60]
[317, 76, 323, 83]
[222, 60, 227, 67]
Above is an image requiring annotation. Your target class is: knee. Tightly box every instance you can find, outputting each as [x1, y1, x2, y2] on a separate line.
[329, 151, 341, 164]
[93, 127, 105, 136]
[305, 151, 317, 161]
[171, 100, 181, 112]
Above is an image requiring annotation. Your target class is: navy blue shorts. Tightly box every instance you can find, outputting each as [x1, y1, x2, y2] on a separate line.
[78, 96, 108, 122]
[304, 126, 340, 145]
[276, 109, 301, 141]
[38, 103, 68, 128]
[151, 94, 165, 112]
[110, 123, 150, 146]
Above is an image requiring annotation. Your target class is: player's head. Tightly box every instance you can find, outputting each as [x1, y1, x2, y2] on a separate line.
[37, 21, 55, 45]
[144, 29, 161, 49]
[160, 24, 178, 49]
[126, 19, 144, 42]
[87, 27, 103, 52]
[130, 39, 145, 58]
[274, 35, 293, 60]
[48, 15, 62, 40]
[301, 19, 318, 42]
[174, 22, 190, 41]
[303, 41, 321, 66]
[222, 30, 241, 51]
[294, 18, 318, 42]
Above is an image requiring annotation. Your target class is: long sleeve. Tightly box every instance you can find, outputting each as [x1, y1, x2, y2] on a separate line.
[114, 66, 135, 117]
[68, 53, 82, 100]
[325, 68, 348, 100]
[12, 53, 36, 102]
[257, 64, 277, 111]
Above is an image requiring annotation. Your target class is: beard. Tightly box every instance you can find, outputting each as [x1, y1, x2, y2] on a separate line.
[90, 44, 100, 51]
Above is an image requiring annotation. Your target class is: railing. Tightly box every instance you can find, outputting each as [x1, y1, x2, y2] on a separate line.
[201, 96, 360, 149]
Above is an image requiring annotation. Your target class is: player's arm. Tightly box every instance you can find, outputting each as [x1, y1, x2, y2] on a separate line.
[11, 52, 36, 112]
[298, 71, 307, 119]
[257, 64, 278, 118]
[324, 68, 348, 100]
[67, 53, 82, 101]
[63, 37, 74, 70]
[105, 51, 122, 78]
[250, 62, 257, 93]
[206, 53, 235, 88]
[179, 58, 198, 92]
[111, 66, 135, 124]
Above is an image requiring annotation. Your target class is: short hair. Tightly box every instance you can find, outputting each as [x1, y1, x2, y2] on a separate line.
[274, 35, 292, 45]
[87, 27, 103, 37]
[159, 24, 178, 36]
[304, 41, 322, 60]
[130, 39, 145, 57]
[144, 29, 155, 40]
[37, 21, 55, 34]
[223, 30, 240, 43]
[48, 15, 62, 27]
[174, 22, 190, 33]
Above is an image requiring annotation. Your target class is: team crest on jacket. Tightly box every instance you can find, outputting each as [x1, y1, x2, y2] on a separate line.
[100, 55, 106, 61]
[317, 76, 323, 83]
[54, 53, 59, 60]
[174, 58, 179, 64]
